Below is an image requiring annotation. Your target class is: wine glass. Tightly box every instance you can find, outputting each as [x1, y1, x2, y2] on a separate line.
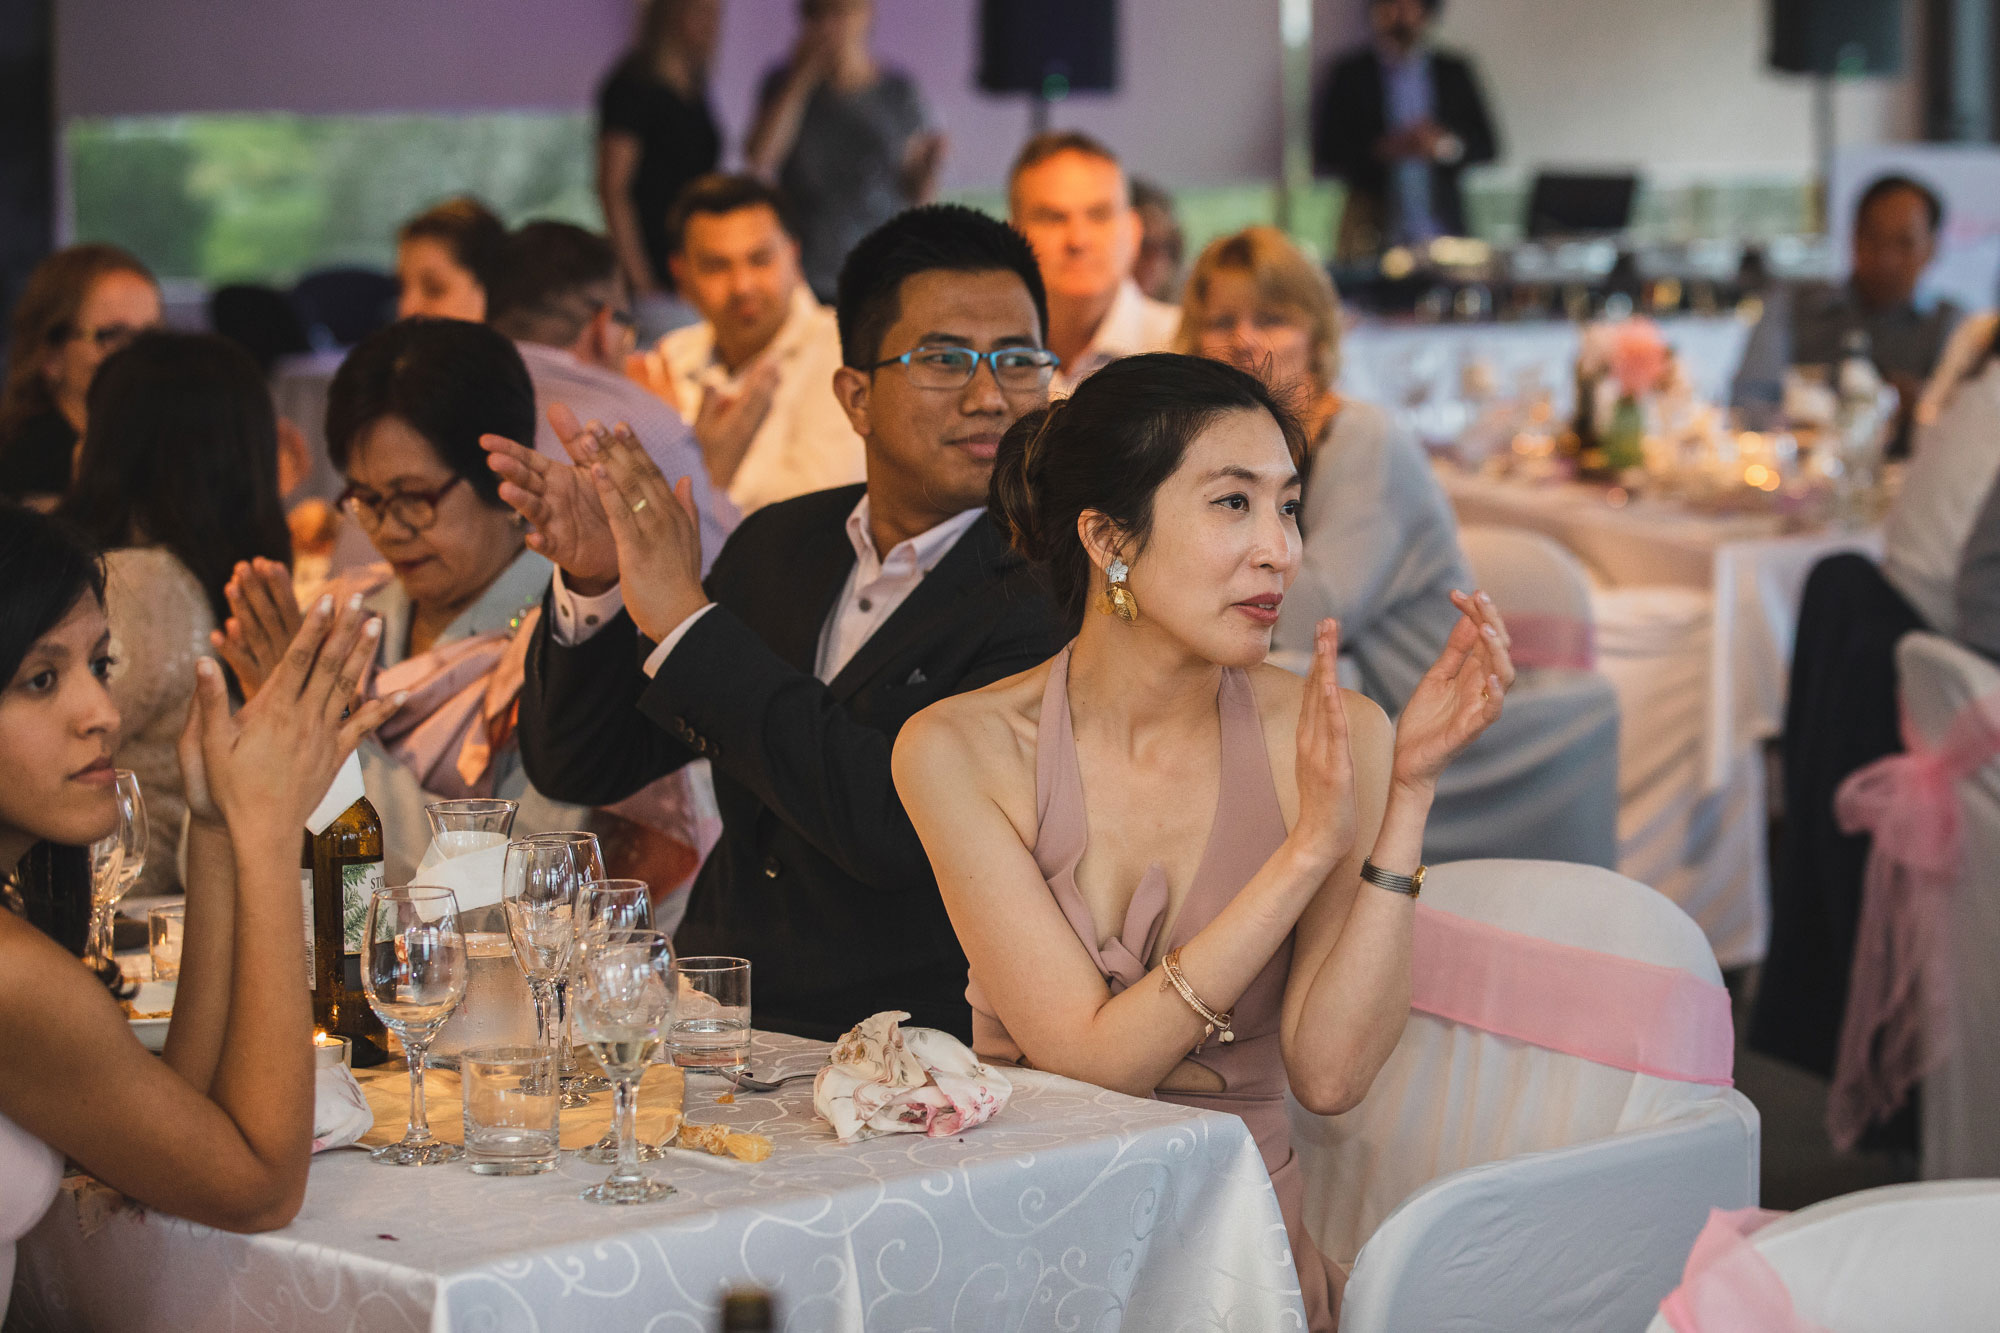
[361, 885, 469, 1166]
[571, 929, 677, 1205]
[573, 879, 658, 1159]
[500, 839, 584, 1089]
[85, 770, 145, 977]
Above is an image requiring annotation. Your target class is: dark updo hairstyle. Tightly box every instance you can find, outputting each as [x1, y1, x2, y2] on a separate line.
[397, 196, 508, 296]
[58, 332, 293, 627]
[989, 352, 1306, 631]
[324, 317, 534, 507]
[0, 503, 108, 978]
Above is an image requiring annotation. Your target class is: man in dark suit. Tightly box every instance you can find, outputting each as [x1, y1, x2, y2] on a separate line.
[481, 205, 1065, 1041]
[1315, 0, 1499, 258]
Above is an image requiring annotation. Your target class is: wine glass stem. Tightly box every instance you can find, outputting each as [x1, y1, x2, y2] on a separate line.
[530, 980, 558, 1051]
[612, 1074, 640, 1181]
[404, 1038, 434, 1143]
[553, 980, 574, 1073]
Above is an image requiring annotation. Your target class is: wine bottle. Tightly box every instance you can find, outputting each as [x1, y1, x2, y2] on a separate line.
[718, 1288, 774, 1333]
[303, 796, 389, 1066]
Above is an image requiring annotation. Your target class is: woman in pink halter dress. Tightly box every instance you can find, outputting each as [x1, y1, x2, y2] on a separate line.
[897, 355, 1513, 1331]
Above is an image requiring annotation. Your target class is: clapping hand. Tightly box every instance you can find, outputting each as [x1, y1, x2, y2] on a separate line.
[586, 423, 711, 643]
[1391, 591, 1514, 795]
[480, 404, 621, 594]
[210, 558, 303, 701]
[181, 595, 403, 840]
[1288, 619, 1359, 872]
[692, 359, 781, 487]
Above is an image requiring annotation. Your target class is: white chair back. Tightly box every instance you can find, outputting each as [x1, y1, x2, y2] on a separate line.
[1895, 631, 2000, 1179]
[1294, 859, 1730, 1268]
[1460, 525, 1597, 668]
[1645, 1181, 2000, 1332]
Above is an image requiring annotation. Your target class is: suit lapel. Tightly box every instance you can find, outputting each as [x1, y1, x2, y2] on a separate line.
[759, 502, 858, 676]
[825, 517, 1013, 702]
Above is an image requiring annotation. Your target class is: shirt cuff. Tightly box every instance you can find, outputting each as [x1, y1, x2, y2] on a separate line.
[642, 603, 718, 678]
[549, 570, 627, 646]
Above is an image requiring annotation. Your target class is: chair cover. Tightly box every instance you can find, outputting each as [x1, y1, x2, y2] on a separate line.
[1459, 525, 1598, 669]
[1595, 584, 1769, 968]
[1647, 1181, 2000, 1333]
[1894, 632, 2000, 1179]
[1292, 859, 1759, 1332]
[1426, 527, 1621, 868]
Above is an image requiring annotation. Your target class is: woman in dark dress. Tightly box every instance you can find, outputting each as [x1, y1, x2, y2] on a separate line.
[0, 245, 160, 511]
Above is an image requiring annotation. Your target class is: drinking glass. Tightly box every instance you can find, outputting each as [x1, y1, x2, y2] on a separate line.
[571, 929, 677, 1205]
[501, 839, 585, 1079]
[361, 885, 470, 1166]
[461, 1044, 559, 1175]
[85, 770, 145, 972]
[147, 904, 185, 981]
[573, 879, 658, 1159]
[670, 957, 752, 1076]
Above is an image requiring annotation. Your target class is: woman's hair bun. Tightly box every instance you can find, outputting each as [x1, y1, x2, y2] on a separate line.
[987, 403, 1056, 561]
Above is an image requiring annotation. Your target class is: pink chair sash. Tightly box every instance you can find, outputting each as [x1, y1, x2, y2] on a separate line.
[1411, 904, 1735, 1085]
[370, 608, 538, 799]
[1658, 1208, 1828, 1333]
[1498, 612, 1596, 671]
[1827, 692, 2000, 1150]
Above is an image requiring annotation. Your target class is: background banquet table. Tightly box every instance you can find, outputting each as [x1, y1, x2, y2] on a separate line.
[11, 1032, 1306, 1332]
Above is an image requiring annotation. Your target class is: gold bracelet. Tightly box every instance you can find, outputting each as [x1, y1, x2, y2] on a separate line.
[1159, 947, 1235, 1052]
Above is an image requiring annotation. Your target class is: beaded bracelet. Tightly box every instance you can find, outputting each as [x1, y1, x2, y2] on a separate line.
[1160, 946, 1235, 1052]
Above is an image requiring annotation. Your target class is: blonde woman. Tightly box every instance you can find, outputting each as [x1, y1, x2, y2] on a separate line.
[1179, 226, 1470, 715]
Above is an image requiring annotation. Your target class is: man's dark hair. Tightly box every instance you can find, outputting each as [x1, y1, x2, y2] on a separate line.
[666, 173, 794, 256]
[834, 204, 1049, 369]
[1007, 130, 1126, 208]
[326, 318, 534, 508]
[485, 221, 622, 347]
[1856, 174, 1944, 235]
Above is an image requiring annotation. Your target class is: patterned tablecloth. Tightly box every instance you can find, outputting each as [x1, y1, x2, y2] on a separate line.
[11, 1032, 1305, 1332]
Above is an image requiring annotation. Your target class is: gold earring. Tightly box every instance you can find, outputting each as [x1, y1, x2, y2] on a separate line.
[1103, 557, 1139, 623]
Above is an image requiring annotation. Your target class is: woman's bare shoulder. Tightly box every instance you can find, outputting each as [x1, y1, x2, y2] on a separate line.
[894, 659, 1051, 794]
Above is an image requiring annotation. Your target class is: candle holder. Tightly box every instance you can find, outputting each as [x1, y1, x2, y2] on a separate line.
[314, 1031, 353, 1070]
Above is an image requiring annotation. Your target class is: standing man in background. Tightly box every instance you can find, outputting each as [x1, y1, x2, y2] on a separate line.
[596, 0, 723, 338]
[638, 174, 864, 515]
[1007, 131, 1179, 396]
[1316, 0, 1499, 258]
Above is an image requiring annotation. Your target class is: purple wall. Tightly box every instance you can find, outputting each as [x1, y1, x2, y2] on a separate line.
[59, 1, 1368, 192]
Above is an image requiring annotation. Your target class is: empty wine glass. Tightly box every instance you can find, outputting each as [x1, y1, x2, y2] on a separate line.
[501, 839, 584, 1091]
[85, 770, 145, 976]
[573, 879, 658, 1159]
[571, 929, 677, 1205]
[362, 885, 469, 1166]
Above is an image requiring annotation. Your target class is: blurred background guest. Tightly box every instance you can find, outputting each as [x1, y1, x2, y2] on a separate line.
[1129, 177, 1186, 306]
[746, 0, 943, 303]
[1732, 175, 1961, 447]
[1008, 131, 1178, 395]
[54, 333, 292, 895]
[596, 0, 724, 333]
[484, 219, 736, 563]
[641, 173, 862, 513]
[1315, 0, 1499, 258]
[394, 196, 509, 323]
[1181, 226, 1469, 716]
[0, 246, 161, 510]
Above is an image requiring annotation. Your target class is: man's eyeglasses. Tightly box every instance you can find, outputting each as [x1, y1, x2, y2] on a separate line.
[870, 345, 1060, 393]
[337, 475, 464, 532]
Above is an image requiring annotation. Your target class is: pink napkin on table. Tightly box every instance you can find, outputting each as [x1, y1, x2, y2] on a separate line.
[813, 1011, 1013, 1143]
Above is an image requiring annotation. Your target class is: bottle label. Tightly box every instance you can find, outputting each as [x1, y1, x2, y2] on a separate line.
[342, 861, 384, 954]
[301, 869, 316, 990]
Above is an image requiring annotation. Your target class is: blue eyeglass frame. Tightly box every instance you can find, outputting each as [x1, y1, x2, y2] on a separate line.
[867, 345, 1063, 383]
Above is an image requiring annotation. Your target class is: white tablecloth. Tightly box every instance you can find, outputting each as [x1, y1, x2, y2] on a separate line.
[1440, 470, 1881, 791]
[10, 1032, 1304, 1332]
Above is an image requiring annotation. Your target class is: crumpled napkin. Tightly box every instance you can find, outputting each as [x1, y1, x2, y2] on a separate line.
[812, 1010, 1013, 1143]
[311, 1062, 374, 1153]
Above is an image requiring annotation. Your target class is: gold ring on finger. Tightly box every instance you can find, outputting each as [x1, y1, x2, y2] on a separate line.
[631, 497, 649, 514]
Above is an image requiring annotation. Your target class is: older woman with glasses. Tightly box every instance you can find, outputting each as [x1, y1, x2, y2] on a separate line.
[217, 318, 595, 881]
[0, 245, 163, 510]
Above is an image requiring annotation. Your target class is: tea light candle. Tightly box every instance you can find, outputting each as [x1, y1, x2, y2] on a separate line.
[313, 1030, 352, 1070]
